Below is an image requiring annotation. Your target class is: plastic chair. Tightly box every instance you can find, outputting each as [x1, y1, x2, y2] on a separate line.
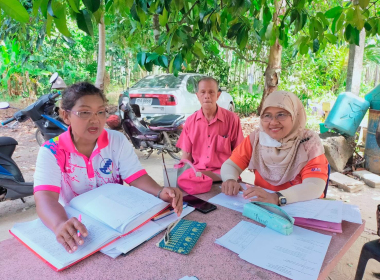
[323, 164, 331, 198]
[354, 239, 380, 280]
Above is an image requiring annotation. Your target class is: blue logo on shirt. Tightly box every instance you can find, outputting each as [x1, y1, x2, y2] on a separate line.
[99, 158, 113, 174]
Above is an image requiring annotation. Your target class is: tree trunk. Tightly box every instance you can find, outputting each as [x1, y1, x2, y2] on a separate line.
[257, 0, 285, 114]
[95, 15, 106, 90]
[346, 28, 365, 95]
[153, 14, 160, 44]
[375, 64, 379, 87]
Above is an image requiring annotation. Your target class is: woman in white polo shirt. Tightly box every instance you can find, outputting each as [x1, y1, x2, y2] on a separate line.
[33, 82, 183, 253]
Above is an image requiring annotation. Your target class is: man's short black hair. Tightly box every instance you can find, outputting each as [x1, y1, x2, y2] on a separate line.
[197, 77, 219, 89]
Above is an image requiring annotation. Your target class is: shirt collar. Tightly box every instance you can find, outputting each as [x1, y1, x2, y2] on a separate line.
[59, 127, 109, 153]
[195, 105, 225, 123]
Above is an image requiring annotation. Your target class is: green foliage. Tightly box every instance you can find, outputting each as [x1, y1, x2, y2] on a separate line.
[279, 44, 348, 103]
[0, 0, 30, 23]
[228, 85, 261, 116]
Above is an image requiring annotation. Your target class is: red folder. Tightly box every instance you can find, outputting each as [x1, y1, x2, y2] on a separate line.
[9, 206, 169, 272]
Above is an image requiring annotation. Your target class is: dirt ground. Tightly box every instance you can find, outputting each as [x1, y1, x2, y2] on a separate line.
[0, 105, 379, 280]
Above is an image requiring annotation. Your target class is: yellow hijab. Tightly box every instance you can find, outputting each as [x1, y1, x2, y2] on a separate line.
[248, 91, 325, 186]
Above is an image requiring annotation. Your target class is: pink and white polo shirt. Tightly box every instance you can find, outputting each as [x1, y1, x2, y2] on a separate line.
[33, 128, 147, 205]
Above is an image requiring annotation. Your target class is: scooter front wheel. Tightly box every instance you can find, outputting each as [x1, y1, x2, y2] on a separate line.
[35, 128, 45, 146]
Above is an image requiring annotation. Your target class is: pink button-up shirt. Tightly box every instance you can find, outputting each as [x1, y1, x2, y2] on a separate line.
[176, 106, 244, 172]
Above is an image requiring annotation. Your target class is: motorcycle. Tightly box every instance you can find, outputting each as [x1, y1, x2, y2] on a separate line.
[0, 73, 67, 202]
[119, 97, 184, 160]
[1, 73, 68, 146]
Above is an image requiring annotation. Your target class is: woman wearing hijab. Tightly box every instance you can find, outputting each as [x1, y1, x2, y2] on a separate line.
[221, 91, 328, 206]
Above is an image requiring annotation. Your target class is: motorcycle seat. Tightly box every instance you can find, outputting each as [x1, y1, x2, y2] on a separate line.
[0, 137, 18, 158]
[0, 137, 18, 147]
[148, 115, 182, 127]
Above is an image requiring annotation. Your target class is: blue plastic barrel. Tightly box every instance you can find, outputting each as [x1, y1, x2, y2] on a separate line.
[365, 84, 380, 110]
[324, 92, 370, 136]
[364, 109, 380, 174]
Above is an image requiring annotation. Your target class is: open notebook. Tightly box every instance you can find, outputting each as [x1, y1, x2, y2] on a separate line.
[9, 184, 169, 271]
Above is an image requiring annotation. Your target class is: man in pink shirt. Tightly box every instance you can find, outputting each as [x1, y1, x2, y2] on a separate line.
[176, 77, 244, 181]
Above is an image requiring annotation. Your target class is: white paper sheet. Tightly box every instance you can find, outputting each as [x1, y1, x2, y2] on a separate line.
[239, 226, 332, 280]
[11, 207, 119, 270]
[85, 195, 139, 229]
[342, 204, 362, 224]
[101, 206, 195, 258]
[208, 193, 250, 212]
[281, 199, 343, 223]
[215, 221, 264, 254]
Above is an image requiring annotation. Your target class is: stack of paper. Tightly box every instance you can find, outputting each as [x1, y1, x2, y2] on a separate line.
[208, 193, 363, 233]
[216, 221, 332, 280]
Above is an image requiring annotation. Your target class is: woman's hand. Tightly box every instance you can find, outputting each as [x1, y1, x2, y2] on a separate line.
[54, 217, 88, 253]
[159, 187, 183, 216]
[221, 179, 241, 196]
[243, 185, 279, 205]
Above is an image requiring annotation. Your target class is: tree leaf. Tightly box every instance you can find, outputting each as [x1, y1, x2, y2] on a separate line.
[312, 38, 320, 52]
[351, 26, 360, 46]
[263, 5, 272, 25]
[47, 0, 57, 18]
[130, 4, 140, 22]
[290, 9, 299, 26]
[336, 13, 345, 34]
[354, 6, 365, 30]
[52, 0, 71, 37]
[159, 7, 168, 26]
[325, 34, 337, 44]
[137, 52, 146, 67]
[0, 0, 30, 23]
[76, 9, 93, 36]
[192, 42, 205, 59]
[67, 0, 79, 13]
[299, 41, 308, 55]
[105, 0, 113, 12]
[33, 0, 43, 16]
[309, 18, 316, 39]
[158, 55, 169, 68]
[227, 22, 243, 39]
[92, 9, 102, 24]
[82, 0, 100, 13]
[237, 26, 249, 50]
[359, 0, 370, 9]
[325, 6, 343, 19]
[146, 53, 159, 63]
[316, 12, 329, 30]
[174, 0, 183, 11]
[136, 5, 147, 24]
[173, 53, 182, 71]
[46, 14, 53, 36]
[364, 21, 372, 31]
[145, 61, 153, 71]
[344, 24, 352, 42]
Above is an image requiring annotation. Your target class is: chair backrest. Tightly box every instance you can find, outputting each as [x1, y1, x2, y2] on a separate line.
[323, 164, 331, 198]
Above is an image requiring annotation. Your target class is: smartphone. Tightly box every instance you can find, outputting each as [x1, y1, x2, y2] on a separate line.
[183, 195, 217, 214]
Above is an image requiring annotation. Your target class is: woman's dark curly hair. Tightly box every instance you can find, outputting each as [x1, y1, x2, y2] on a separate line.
[61, 82, 107, 111]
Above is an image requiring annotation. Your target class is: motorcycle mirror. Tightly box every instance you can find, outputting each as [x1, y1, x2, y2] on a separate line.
[0, 102, 10, 109]
[49, 72, 59, 84]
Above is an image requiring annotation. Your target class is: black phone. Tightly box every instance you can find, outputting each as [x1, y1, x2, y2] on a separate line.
[183, 195, 217, 214]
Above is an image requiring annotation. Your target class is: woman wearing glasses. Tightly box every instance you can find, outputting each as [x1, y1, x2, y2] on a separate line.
[221, 91, 328, 206]
[33, 82, 183, 253]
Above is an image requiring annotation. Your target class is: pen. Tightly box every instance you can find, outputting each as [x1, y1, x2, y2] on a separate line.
[77, 214, 82, 237]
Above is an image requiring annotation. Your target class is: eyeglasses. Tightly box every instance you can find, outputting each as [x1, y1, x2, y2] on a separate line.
[164, 219, 181, 245]
[67, 110, 107, 120]
[261, 112, 291, 122]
